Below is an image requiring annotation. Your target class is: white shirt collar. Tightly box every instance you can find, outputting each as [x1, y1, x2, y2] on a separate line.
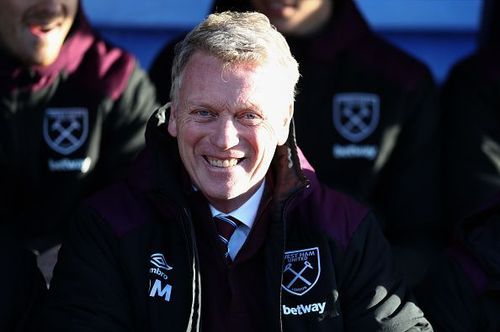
[209, 180, 265, 230]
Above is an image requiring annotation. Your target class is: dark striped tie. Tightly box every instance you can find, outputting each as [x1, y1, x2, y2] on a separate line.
[213, 214, 241, 259]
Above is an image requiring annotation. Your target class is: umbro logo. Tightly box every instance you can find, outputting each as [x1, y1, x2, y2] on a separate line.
[148, 252, 173, 302]
[150, 253, 173, 271]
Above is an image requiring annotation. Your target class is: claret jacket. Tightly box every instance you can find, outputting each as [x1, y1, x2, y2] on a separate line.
[44, 106, 432, 331]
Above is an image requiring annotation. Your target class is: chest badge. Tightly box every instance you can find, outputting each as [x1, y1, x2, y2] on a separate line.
[333, 93, 380, 143]
[282, 247, 321, 296]
[43, 108, 89, 155]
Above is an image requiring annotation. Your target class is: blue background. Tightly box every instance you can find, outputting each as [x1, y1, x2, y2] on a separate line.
[81, 0, 483, 83]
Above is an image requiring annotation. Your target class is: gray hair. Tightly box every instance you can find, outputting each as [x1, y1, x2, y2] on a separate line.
[170, 11, 300, 103]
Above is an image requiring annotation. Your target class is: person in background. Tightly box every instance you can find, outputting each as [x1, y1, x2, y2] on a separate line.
[150, 0, 442, 287]
[0, 0, 158, 283]
[417, 3, 500, 329]
[441, 0, 500, 229]
[44, 11, 432, 331]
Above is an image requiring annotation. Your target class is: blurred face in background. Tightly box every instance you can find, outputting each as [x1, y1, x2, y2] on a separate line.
[0, 0, 79, 66]
[250, 0, 332, 36]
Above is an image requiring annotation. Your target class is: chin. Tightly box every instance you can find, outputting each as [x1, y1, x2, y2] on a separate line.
[37, 52, 60, 66]
[22, 53, 55, 66]
[207, 190, 235, 201]
[206, 187, 242, 201]
[29, 43, 62, 66]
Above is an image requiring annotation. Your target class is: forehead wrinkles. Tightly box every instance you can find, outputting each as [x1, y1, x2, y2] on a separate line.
[201, 66, 260, 109]
[179, 55, 285, 114]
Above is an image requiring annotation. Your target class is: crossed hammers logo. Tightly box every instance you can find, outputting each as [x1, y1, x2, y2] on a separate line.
[282, 247, 320, 296]
[284, 260, 313, 288]
[43, 108, 89, 155]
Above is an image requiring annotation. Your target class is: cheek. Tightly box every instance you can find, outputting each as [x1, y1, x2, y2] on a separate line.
[177, 123, 206, 149]
[251, 126, 279, 156]
[65, 0, 79, 16]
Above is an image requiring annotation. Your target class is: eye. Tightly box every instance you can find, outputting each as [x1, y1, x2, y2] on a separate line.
[195, 110, 212, 117]
[238, 112, 263, 126]
[191, 109, 217, 122]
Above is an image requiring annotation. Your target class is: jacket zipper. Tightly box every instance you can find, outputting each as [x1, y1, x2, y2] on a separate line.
[277, 181, 311, 331]
[179, 207, 202, 332]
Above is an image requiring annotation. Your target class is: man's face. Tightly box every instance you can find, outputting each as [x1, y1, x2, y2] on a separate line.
[0, 0, 78, 66]
[250, 0, 332, 36]
[169, 52, 293, 212]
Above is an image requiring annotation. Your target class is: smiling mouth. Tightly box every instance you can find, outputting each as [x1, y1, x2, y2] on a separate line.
[29, 23, 59, 35]
[24, 4, 68, 35]
[26, 16, 65, 36]
[205, 156, 243, 168]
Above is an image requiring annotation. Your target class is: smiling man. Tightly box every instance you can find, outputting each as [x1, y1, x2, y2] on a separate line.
[45, 11, 432, 331]
[151, 0, 442, 288]
[0, 0, 157, 285]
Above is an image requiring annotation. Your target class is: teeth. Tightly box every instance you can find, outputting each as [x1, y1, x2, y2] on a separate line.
[207, 157, 239, 168]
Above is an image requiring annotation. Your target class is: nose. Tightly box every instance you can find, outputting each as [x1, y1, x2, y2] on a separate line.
[211, 118, 240, 150]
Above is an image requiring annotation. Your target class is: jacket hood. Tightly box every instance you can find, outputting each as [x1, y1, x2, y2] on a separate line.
[0, 4, 94, 93]
[128, 104, 311, 212]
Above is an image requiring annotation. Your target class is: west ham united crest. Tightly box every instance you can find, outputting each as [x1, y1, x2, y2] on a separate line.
[43, 108, 89, 155]
[333, 93, 380, 143]
[282, 247, 321, 296]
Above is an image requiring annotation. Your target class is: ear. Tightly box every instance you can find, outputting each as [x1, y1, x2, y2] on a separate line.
[277, 103, 294, 146]
[167, 103, 178, 137]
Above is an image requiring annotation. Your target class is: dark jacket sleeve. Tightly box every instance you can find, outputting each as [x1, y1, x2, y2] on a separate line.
[416, 255, 478, 332]
[337, 213, 433, 331]
[371, 71, 442, 287]
[0, 231, 46, 332]
[373, 72, 441, 241]
[42, 208, 134, 331]
[93, 65, 159, 188]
